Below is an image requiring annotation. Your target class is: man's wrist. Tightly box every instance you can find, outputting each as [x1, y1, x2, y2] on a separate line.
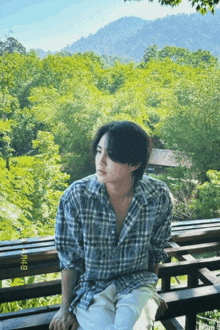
[60, 303, 71, 313]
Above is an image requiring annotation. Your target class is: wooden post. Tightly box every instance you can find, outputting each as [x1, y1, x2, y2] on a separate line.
[185, 272, 199, 329]
[187, 273, 199, 288]
[161, 257, 171, 293]
[185, 313, 197, 330]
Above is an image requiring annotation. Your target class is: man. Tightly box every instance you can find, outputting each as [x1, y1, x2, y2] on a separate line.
[49, 121, 172, 330]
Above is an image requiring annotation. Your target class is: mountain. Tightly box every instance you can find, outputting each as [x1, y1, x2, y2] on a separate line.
[62, 10, 220, 61]
[63, 16, 147, 60]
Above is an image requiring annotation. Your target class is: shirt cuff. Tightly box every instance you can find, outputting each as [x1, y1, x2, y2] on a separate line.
[59, 253, 84, 273]
[149, 249, 168, 265]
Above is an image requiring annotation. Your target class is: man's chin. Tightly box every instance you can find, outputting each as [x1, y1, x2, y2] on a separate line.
[96, 173, 107, 183]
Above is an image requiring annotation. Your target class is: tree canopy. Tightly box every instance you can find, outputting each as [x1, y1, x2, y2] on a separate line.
[0, 37, 219, 240]
[0, 37, 27, 56]
[125, 0, 219, 14]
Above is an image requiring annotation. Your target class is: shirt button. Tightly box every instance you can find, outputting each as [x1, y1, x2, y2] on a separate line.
[111, 230, 115, 234]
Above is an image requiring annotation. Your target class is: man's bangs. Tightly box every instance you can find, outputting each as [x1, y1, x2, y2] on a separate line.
[106, 130, 134, 165]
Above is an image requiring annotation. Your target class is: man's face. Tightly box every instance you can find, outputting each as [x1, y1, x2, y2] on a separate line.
[95, 134, 135, 184]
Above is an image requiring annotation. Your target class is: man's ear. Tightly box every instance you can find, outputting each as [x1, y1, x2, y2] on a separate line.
[130, 163, 141, 172]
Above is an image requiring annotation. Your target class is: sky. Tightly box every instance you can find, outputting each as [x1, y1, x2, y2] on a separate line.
[0, 0, 218, 51]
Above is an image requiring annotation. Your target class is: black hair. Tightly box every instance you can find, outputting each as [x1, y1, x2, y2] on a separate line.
[92, 121, 152, 184]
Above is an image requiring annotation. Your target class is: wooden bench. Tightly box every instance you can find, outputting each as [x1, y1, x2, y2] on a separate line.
[0, 218, 220, 330]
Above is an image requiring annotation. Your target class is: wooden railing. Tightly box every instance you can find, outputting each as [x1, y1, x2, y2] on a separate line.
[159, 219, 220, 329]
[0, 218, 220, 330]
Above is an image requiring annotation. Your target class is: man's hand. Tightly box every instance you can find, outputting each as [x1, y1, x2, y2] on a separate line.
[49, 308, 78, 330]
[155, 296, 168, 319]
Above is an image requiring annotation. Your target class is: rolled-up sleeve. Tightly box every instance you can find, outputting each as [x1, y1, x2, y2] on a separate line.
[148, 187, 173, 265]
[55, 189, 85, 273]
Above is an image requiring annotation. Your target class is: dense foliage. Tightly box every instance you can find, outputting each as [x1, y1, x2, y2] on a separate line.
[0, 38, 220, 240]
[126, 0, 219, 14]
[0, 37, 219, 318]
[0, 131, 69, 240]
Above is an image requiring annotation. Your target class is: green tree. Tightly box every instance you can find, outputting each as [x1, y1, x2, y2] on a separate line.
[125, 0, 219, 14]
[191, 170, 220, 219]
[0, 37, 27, 56]
[157, 71, 220, 182]
[158, 46, 192, 66]
[11, 108, 37, 155]
[142, 45, 218, 68]
[157, 166, 198, 221]
[30, 131, 69, 233]
[0, 156, 34, 240]
[191, 49, 218, 67]
[0, 131, 69, 240]
[29, 77, 106, 182]
[0, 89, 19, 169]
[143, 45, 159, 63]
[0, 51, 42, 159]
[9, 50, 42, 109]
[95, 61, 136, 94]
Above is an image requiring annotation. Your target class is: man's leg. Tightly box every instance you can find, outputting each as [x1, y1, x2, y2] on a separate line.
[75, 284, 116, 330]
[105, 284, 160, 330]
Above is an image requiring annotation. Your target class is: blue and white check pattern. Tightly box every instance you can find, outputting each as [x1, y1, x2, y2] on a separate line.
[55, 174, 172, 311]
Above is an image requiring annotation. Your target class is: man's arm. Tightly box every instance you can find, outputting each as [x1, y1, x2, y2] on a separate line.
[61, 269, 79, 311]
[49, 269, 79, 330]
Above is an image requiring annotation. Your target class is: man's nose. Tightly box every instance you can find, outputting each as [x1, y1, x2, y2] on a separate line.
[100, 153, 107, 164]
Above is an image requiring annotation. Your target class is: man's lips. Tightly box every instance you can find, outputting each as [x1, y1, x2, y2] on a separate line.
[97, 169, 106, 175]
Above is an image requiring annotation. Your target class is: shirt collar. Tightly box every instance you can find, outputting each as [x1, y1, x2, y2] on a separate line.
[84, 174, 108, 202]
[134, 175, 161, 204]
[84, 174, 161, 205]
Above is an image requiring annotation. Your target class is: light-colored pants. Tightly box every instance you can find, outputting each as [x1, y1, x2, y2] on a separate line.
[75, 283, 160, 330]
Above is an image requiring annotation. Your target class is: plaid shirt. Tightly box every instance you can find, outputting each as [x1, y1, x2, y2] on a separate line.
[55, 174, 172, 311]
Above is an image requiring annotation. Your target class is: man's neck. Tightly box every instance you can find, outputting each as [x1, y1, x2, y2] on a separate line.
[105, 176, 135, 200]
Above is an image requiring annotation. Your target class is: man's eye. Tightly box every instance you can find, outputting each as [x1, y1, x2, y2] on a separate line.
[96, 149, 101, 154]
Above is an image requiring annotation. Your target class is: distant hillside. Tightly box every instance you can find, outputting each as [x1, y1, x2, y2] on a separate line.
[35, 48, 57, 59]
[62, 10, 220, 61]
[64, 16, 146, 60]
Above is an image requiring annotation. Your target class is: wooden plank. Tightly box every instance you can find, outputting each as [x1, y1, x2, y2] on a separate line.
[161, 318, 184, 330]
[0, 261, 60, 280]
[0, 304, 60, 321]
[0, 311, 56, 330]
[173, 227, 220, 238]
[172, 228, 220, 245]
[2, 285, 220, 328]
[0, 246, 58, 259]
[0, 248, 58, 265]
[172, 223, 220, 233]
[0, 236, 54, 247]
[158, 284, 220, 320]
[172, 218, 220, 226]
[172, 228, 220, 240]
[159, 256, 220, 277]
[0, 280, 61, 303]
[167, 241, 198, 259]
[167, 241, 220, 285]
[165, 241, 220, 257]
[171, 218, 220, 227]
[195, 268, 220, 285]
[0, 241, 55, 253]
